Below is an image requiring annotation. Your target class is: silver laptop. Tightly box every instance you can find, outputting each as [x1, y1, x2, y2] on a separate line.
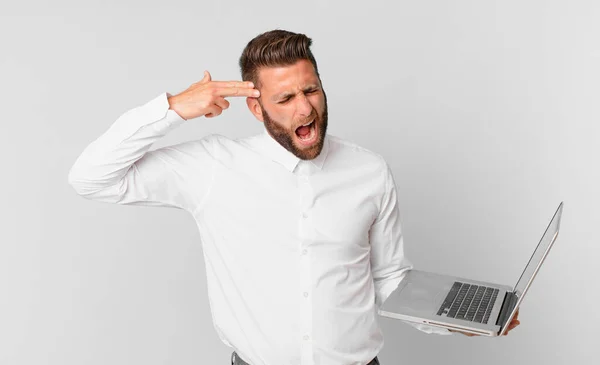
[378, 202, 563, 337]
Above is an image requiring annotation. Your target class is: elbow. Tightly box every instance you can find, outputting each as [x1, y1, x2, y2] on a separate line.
[67, 165, 111, 198]
[67, 165, 85, 195]
[67, 167, 128, 205]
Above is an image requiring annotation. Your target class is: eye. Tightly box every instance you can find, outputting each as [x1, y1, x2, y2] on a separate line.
[278, 98, 290, 104]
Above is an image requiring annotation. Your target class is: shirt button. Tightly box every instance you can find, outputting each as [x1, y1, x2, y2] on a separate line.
[302, 249, 308, 255]
[303, 335, 310, 340]
[303, 292, 308, 298]
[302, 212, 308, 219]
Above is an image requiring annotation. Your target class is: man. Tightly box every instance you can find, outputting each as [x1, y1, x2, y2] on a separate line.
[68, 29, 519, 365]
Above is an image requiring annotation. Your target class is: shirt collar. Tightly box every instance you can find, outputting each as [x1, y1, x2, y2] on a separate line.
[258, 129, 329, 173]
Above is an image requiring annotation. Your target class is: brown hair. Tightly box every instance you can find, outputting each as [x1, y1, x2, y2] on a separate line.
[239, 29, 321, 90]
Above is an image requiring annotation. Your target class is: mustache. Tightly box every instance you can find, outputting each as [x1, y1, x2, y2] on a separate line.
[294, 113, 318, 130]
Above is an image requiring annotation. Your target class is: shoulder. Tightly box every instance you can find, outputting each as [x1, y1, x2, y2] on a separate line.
[178, 133, 264, 161]
[169, 133, 240, 151]
[327, 134, 388, 169]
[328, 135, 397, 198]
[154, 134, 223, 162]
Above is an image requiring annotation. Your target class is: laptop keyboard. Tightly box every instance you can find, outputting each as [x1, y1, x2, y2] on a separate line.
[436, 281, 499, 324]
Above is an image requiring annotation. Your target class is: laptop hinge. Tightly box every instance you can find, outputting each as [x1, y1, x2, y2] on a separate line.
[495, 291, 518, 326]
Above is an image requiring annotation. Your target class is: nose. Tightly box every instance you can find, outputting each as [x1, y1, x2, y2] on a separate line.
[296, 93, 313, 118]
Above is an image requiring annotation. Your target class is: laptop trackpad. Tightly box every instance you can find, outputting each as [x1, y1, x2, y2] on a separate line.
[396, 281, 450, 314]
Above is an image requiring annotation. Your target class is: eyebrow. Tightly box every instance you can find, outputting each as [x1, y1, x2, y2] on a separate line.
[272, 84, 320, 101]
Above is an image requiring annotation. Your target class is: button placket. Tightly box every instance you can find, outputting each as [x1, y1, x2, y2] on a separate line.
[297, 163, 313, 362]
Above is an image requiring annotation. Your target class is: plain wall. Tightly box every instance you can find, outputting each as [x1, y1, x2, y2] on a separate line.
[1, 0, 598, 364]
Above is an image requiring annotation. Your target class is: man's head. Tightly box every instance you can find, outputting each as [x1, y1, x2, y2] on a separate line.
[239, 29, 328, 161]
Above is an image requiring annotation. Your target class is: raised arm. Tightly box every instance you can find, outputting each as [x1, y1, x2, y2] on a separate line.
[67, 71, 260, 212]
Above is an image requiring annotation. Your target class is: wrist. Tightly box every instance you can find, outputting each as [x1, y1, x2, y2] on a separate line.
[167, 94, 187, 120]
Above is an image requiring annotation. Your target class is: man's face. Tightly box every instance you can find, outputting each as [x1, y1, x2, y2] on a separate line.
[250, 59, 328, 161]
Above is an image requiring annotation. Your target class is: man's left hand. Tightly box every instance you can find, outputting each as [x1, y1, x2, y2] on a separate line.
[449, 308, 521, 337]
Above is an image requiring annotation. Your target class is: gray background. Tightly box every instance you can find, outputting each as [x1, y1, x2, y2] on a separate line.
[1, 0, 598, 364]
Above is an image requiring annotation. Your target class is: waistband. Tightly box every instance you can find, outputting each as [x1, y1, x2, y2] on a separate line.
[231, 351, 379, 365]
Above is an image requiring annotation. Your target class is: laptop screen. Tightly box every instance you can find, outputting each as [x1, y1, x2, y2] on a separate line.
[512, 202, 563, 297]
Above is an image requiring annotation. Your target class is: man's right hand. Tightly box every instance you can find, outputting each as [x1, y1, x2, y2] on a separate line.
[167, 70, 260, 120]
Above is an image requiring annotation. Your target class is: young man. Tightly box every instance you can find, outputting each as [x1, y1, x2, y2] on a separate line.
[68, 29, 519, 365]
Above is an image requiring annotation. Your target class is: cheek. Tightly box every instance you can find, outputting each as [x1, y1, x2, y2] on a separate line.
[275, 110, 296, 130]
[312, 96, 325, 115]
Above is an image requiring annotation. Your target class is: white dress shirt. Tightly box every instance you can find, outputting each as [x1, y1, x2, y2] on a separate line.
[68, 92, 451, 365]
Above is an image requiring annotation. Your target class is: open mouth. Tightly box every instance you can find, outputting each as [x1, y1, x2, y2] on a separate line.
[295, 120, 317, 145]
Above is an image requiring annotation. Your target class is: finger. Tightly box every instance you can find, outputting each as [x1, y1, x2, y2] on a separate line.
[213, 97, 230, 110]
[215, 87, 260, 98]
[205, 108, 223, 118]
[205, 111, 222, 118]
[505, 324, 519, 334]
[210, 80, 255, 89]
[204, 105, 222, 118]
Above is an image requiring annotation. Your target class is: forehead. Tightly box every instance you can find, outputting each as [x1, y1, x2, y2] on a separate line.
[258, 59, 320, 96]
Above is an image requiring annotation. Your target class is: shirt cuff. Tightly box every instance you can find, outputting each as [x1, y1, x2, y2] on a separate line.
[114, 92, 186, 142]
[151, 92, 186, 124]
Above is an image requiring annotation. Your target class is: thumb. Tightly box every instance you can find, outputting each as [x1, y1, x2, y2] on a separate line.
[200, 70, 211, 83]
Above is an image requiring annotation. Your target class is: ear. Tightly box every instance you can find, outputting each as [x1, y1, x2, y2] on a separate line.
[246, 97, 264, 122]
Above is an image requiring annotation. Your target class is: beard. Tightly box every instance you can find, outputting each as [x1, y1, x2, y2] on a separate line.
[258, 89, 328, 161]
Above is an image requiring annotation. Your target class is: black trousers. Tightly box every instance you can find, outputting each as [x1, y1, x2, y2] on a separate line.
[231, 351, 380, 365]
